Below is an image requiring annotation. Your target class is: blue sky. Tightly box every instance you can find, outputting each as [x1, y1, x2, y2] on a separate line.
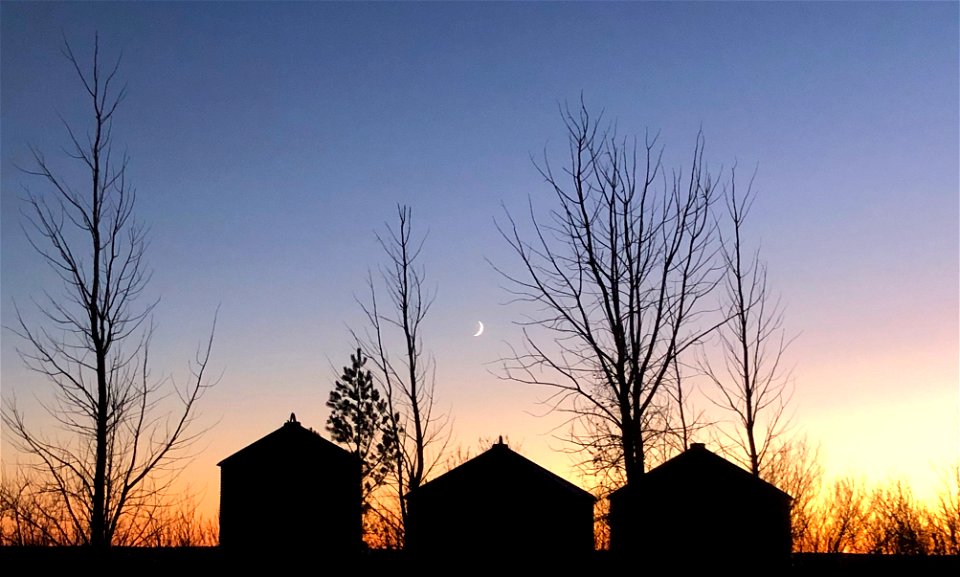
[2, 2, 958, 518]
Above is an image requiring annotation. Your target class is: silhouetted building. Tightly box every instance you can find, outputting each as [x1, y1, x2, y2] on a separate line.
[405, 437, 595, 560]
[608, 442, 792, 571]
[217, 413, 361, 555]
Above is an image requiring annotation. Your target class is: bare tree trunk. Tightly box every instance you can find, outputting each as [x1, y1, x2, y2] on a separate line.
[89, 55, 109, 548]
[398, 218, 427, 490]
[732, 181, 760, 477]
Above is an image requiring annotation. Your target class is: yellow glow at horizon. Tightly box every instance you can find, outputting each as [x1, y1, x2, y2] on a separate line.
[805, 390, 958, 507]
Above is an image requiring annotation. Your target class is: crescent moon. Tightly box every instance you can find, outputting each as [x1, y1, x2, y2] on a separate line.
[473, 321, 484, 337]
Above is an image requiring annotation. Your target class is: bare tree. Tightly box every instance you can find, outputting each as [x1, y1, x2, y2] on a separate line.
[863, 481, 932, 555]
[702, 173, 793, 477]
[1, 34, 217, 548]
[495, 102, 723, 486]
[351, 204, 449, 545]
[762, 435, 823, 551]
[807, 477, 869, 553]
[928, 462, 960, 555]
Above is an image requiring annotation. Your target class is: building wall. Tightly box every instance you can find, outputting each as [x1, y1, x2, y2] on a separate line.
[407, 474, 594, 558]
[609, 477, 791, 570]
[219, 442, 361, 554]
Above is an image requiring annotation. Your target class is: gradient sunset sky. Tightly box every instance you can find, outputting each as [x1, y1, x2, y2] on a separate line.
[2, 2, 957, 522]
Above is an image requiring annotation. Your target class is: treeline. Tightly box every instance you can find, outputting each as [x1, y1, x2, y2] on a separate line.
[792, 473, 960, 555]
[757, 440, 959, 556]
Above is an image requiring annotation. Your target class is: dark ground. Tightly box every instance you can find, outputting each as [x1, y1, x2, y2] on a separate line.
[1, 547, 958, 574]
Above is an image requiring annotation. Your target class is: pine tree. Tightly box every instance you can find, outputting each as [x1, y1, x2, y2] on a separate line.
[326, 348, 397, 507]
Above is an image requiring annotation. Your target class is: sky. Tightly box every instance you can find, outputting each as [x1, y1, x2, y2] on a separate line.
[2, 2, 958, 524]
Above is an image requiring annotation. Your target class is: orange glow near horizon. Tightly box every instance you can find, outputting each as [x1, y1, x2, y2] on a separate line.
[169, 379, 958, 531]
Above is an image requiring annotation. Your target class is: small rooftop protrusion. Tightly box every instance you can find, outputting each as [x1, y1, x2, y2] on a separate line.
[497, 435, 505, 446]
[287, 412, 298, 425]
[690, 442, 706, 450]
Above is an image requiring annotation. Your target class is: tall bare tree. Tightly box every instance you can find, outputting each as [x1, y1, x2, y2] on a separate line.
[495, 102, 724, 487]
[352, 204, 448, 544]
[1, 35, 216, 548]
[702, 174, 793, 477]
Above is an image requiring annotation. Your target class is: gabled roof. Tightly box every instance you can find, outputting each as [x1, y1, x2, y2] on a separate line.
[217, 413, 355, 468]
[406, 439, 595, 503]
[610, 443, 792, 502]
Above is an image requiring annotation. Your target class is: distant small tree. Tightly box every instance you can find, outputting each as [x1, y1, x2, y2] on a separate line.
[863, 481, 931, 555]
[762, 436, 823, 552]
[811, 477, 869, 553]
[326, 348, 397, 510]
[928, 462, 960, 555]
[0, 471, 67, 546]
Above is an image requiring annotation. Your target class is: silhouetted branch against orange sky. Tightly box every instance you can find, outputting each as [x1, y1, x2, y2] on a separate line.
[494, 100, 727, 487]
[0, 34, 218, 548]
[930, 463, 960, 555]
